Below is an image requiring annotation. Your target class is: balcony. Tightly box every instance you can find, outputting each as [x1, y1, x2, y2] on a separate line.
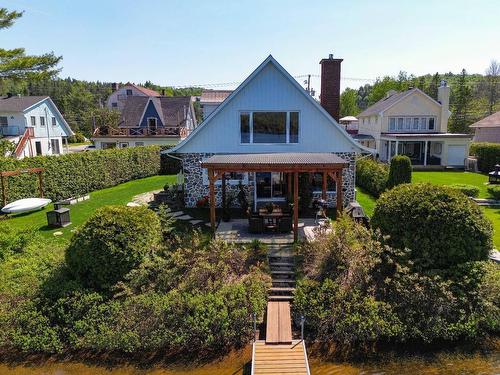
[0, 125, 22, 136]
[93, 126, 189, 138]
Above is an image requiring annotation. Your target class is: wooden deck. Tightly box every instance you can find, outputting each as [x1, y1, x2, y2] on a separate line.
[252, 340, 309, 375]
[266, 301, 292, 344]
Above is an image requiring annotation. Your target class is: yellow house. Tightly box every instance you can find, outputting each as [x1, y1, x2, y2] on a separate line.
[356, 82, 471, 167]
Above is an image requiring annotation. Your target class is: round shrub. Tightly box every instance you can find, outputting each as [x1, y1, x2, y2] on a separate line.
[371, 183, 492, 270]
[487, 185, 500, 200]
[449, 183, 480, 197]
[66, 206, 161, 290]
[386, 155, 412, 189]
[356, 158, 388, 197]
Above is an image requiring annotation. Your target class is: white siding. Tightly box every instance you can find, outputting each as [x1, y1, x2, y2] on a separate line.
[176, 62, 361, 154]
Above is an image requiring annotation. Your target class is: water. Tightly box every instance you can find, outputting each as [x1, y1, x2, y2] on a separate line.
[0, 345, 499, 374]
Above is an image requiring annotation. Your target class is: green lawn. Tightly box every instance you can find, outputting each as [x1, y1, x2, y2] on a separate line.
[356, 171, 500, 248]
[413, 171, 490, 198]
[3, 175, 175, 243]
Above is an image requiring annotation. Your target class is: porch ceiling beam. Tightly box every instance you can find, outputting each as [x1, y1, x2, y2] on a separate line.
[206, 165, 347, 173]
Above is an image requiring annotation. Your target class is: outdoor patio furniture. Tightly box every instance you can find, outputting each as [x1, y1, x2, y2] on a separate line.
[249, 216, 264, 233]
[278, 216, 293, 233]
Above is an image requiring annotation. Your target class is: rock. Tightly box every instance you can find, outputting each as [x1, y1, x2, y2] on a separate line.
[53, 231, 63, 236]
[176, 214, 193, 220]
[126, 202, 141, 207]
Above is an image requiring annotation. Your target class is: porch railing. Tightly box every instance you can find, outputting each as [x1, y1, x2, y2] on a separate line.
[93, 127, 189, 138]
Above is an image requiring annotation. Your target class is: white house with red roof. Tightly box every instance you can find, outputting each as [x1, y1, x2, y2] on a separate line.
[106, 83, 161, 112]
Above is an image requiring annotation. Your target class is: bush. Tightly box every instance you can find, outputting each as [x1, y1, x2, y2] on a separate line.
[65, 206, 161, 290]
[68, 132, 86, 143]
[356, 158, 389, 197]
[470, 142, 500, 173]
[371, 183, 492, 270]
[386, 155, 412, 189]
[0, 145, 160, 204]
[449, 183, 480, 197]
[487, 185, 500, 200]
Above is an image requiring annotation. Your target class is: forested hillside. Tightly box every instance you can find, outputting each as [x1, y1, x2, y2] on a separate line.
[340, 61, 500, 133]
[0, 78, 202, 137]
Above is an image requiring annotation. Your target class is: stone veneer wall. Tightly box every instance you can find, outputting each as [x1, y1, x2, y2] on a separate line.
[181, 152, 356, 208]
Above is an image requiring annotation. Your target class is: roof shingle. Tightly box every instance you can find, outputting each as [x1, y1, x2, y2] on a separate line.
[470, 111, 500, 128]
[0, 96, 48, 112]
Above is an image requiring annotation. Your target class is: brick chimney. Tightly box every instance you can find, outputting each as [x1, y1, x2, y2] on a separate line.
[319, 54, 343, 122]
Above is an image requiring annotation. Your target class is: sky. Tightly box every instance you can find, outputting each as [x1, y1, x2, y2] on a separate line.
[3, 0, 500, 92]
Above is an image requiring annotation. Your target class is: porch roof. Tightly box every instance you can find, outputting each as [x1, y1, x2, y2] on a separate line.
[201, 152, 348, 172]
[380, 132, 472, 140]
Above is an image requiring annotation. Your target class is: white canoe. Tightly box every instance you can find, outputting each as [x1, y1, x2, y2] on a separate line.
[1, 198, 52, 214]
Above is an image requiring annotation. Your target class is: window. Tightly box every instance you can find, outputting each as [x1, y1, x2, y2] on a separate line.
[147, 118, 157, 134]
[135, 142, 144, 147]
[240, 112, 250, 143]
[405, 118, 411, 130]
[0, 116, 7, 126]
[35, 141, 42, 155]
[31, 116, 36, 126]
[126, 89, 133, 96]
[420, 117, 427, 130]
[40, 116, 45, 126]
[240, 111, 299, 144]
[51, 117, 56, 126]
[111, 102, 118, 108]
[428, 117, 435, 130]
[311, 173, 336, 192]
[413, 117, 419, 130]
[397, 118, 404, 130]
[389, 118, 396, 131]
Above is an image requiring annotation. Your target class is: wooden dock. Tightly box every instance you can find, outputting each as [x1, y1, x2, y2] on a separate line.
[252, 340, 310, 374]
[265, 301, 292, 344]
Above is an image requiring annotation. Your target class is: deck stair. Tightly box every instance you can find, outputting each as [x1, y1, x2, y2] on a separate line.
[14, 128, 33, 158]
[268, 244, 295, 301]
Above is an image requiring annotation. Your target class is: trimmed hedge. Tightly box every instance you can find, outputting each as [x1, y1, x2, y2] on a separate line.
[470, 142, 500, 173]
[387, 155, 412, 189]
[356, 157, 389, 197]
[0, 146, 161, 203]
[371, 183, 492, 270]
[487, 185, 500, 200]
[449, 183, 480, 197]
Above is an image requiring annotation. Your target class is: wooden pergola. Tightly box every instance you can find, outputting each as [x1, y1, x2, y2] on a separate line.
[201, 153, 348, 242]
[1, 167, 45, 207]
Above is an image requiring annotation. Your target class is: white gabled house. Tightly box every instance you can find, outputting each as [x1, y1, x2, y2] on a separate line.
[0, 95, 74, 158]
[165, 54, 371, 216]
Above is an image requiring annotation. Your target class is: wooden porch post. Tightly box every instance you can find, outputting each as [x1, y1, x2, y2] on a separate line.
[336, 170, 343, 217]
[221, 172, 226, 210]
[293, 172, 299, 242]
[322, 171, 327, 200]
[287, 173, 292, 201]
[208, 168, 216, 235]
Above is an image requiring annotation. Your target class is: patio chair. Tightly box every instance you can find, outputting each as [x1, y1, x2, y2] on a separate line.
[249, 216, 264, 234]
[278, 215, 293, 233]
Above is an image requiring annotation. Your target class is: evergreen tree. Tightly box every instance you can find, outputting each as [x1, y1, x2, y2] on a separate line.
[449, 69, 472, 133]
[427, 73, 440, 100]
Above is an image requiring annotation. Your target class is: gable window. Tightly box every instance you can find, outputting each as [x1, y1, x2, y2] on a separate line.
[397, 118, 404, 130]
[0, 116, 7, 126]
[51, 117, 56, 126]
[40, 116, 45, 127]
[405, 118, 411, 130]
[240, 111, 299, 144]
[389, 118, 396, 131]
[126, 89, 133, 96]
[420, 117, 427, 130]
[31, 116, 36, 126]
[428, 117, 435, 130]
[413, 117, 419, 130]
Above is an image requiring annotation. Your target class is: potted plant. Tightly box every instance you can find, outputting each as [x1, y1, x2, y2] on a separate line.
[222, 191, 236, 222]
[265, 202, 274, 214]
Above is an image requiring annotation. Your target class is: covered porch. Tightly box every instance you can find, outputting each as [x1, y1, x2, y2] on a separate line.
[201, 153, 348, 242]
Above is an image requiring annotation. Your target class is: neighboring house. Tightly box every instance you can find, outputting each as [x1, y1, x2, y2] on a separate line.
[0, 95, 74, 158]
[198, 89, 232, 119]
[93, 96, 197, 149]
[357, 82, 472, 167]
[106, 83, 161, 112]
[339, 115, 359, 134]
[165, 54, 370, 211]
[470, 111, 500, 142]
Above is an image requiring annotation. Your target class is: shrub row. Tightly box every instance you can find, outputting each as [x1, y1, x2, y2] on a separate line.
[356, 157, 389, 197]
[449, 183, 480, 197]
[487, 186, 500, 200]
[470, 142, 500, 172]
[0, 146, 161, 203]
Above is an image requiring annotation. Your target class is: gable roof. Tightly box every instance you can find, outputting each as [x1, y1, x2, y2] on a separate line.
[0, 95, 48, 112]
[470, 111, 500, 128]
[168, 55, 371, 154]
[120, 96, 193, 127]
[123, 83, 160, 97]
[200, 90, 233, 104]
[358, 88, 441, 117]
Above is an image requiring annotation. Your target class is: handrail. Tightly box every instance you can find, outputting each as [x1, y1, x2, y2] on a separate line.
[93, 126, 189, 138]
[302, 340, 311, 375]
[253, 312, 257, 341]
[300, 315, 305, 341]
[251, 341, 256, 375]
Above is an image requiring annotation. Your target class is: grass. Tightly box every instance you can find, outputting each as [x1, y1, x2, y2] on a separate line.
[413, 171, 490, 198]
[356, 170, 500, 249]
[2, 175, 175, 244]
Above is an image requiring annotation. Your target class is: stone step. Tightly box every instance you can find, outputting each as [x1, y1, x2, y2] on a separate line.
[272, 280, 296, 287]
[271, 270, 295, 275]
[269, 261, 295, 267]
[269, 287, 295, 295]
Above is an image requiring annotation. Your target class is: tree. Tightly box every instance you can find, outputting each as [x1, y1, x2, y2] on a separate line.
[485, 60, 499, 115]
[427, 73, 440, 100]
[449, 69, 473, 133]
[386, 155, 412, 189]
[0, 8, 61, 82]
[339, 88, 360, 117]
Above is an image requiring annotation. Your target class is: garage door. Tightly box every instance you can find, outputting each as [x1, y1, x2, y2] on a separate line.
[447, 145, 467, 166]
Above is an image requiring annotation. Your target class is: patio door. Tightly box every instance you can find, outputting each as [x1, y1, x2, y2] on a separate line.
[254, 172, 286, 208]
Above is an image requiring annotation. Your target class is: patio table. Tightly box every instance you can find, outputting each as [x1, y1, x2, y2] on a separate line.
[258, 208, 284, 231]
